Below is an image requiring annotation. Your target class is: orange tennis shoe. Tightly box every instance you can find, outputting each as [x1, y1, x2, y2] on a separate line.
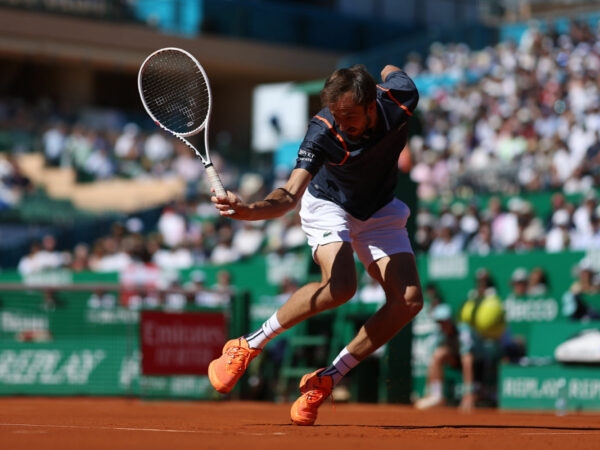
[290, 369, 333, 426]
[208, 337, 261, 394]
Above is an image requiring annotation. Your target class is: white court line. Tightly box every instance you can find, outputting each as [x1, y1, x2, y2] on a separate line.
[0, 423, 286, 436]
[520, 431, 600, 436]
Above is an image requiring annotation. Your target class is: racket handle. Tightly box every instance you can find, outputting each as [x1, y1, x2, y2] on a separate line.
[205, 164, 227, 197]
[205, 164, 235, 215]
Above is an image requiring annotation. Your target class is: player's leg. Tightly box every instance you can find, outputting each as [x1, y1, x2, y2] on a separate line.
[276, 241, 357, 327]
[346, 251, 423, 359]
[208, 241, 357, 394]
[290, 252, 423, 425]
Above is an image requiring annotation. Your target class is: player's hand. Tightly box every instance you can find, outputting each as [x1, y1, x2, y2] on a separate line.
[211, 190, 244, 218]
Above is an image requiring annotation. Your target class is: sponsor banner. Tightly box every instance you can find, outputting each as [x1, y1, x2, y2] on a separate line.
[140, 311, 226, 375]
[0, 339, 216, 399]
[500, 363, 600, 411]
[0, 338, 125, 395]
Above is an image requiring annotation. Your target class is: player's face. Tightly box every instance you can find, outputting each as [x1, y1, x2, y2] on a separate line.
[329, 92, 375, 141]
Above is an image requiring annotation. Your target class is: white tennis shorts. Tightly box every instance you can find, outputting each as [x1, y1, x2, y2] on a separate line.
[299, 189, 413, 268]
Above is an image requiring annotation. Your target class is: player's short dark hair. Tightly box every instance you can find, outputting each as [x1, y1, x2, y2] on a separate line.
[320, 64, 377, 109]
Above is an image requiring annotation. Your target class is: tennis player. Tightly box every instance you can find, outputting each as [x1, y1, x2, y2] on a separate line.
[210, 64, 422, 425]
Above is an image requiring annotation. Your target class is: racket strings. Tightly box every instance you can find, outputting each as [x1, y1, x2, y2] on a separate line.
[141, 51, 210, 135]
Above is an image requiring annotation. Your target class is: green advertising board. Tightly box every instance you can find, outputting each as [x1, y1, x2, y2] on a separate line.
[0, 337, 217, 399]
[500, 363, 600, 411]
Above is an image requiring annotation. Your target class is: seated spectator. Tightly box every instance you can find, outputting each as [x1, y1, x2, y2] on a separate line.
[211, 269, 236, 306]
[465, 220, 502, 255]
[545, 208, 573, 252]
[357, 274, 385, 305]
[428, 213, 465, 256]
[162, 273, 188, 311]
[527, 266, 550, 296]
[187, 270, 226, 308]
[232, 221, 265, 258]
[0, 153, 33, 210]
[561, 258, 600, 321]
[414, 303, 502, 411]
[210, 225, 241, 265]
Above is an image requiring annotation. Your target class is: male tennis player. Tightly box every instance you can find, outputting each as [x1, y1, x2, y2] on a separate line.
[210, 64, 422, 425]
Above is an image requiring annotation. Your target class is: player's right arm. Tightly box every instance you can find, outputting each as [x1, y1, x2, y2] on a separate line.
[213, 168, 312, 221]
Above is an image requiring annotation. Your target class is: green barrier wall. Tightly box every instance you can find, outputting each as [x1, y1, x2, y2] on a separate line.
[500, 364, 600, 411]
[2, 249, 598, 407]
[0, 338, 216, 399]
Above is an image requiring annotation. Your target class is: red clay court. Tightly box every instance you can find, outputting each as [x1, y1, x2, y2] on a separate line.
[1, 397, 599, 450]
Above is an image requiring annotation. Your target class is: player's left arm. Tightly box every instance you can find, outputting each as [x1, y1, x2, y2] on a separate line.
[378, 65, 419, 115]
[381, 65, 402, 82]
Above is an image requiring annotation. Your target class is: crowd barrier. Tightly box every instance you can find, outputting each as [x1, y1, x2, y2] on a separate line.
[1, 248, 599, 410]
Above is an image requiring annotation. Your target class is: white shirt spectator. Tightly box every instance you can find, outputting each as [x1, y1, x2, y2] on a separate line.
[232, 222, 265, 257]
[546, 209, 573, 252]
[157, 205, 187, 248]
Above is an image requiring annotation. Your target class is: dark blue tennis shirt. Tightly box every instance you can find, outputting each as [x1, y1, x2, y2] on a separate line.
[294, 69, 419, 221]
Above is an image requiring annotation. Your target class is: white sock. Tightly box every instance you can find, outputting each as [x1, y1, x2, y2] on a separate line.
[427, 381, 443, 399]
[244, 312, 285, 349]
[321, 347, 360, 386]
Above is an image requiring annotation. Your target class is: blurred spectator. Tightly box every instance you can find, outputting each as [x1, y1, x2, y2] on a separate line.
[212, 269, 236, 305]
[114, 122, 144, 178]
[571, 207, 600, 250]
[88, 288, 117, 309]
[157, 202, 188, 249]
[232, 221, 265, 258]
[572, 191, 597, 236]
[545, 208, 573, 252]
[527, 266, 550, 296]
[187, 270, 225, 308]
[171, 142, 204, 198]
[357, 274, 386, 305]
[41, 120, 68, 167]
[414, 303, 502, 411]
[280, 212, 306, 250]
[561, 258, 600, 321]
[119, 245, 160, 309]
[210, 224, 241, 265]
[142, 130, 174, 176]
[17, 241, 44, 276]
[37, 234, 69, 270]
[152, 241, 194, 270]
[414, 209, 436, 253]
[162, 273, 188, 311]
[465, 220, 502, 255]
[428, 213, 464, 256]
[0, 153, 33, 210]
[17, 235, 68, 275]
[69, 243, 91, 272]
[89, 236, 132, 272]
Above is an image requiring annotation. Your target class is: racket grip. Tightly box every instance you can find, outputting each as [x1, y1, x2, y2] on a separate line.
[205, 164, 227, 197]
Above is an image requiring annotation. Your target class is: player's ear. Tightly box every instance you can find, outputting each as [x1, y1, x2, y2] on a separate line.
[367, 100, 377, 116]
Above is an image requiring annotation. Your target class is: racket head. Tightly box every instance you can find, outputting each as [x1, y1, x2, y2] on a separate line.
[138, 47, 212, 138]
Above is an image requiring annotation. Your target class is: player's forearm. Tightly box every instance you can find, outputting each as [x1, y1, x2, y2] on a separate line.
[245, 187, 299, 220]
[245, 167, 311, 220]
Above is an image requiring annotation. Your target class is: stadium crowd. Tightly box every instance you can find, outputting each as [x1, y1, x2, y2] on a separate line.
[2, 18, 600, 280]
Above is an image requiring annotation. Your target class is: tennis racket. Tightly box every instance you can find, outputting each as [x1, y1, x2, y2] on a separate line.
[137, 47, 230, 202]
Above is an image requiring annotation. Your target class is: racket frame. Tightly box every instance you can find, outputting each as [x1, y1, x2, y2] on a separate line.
[137, 47, 228, 198]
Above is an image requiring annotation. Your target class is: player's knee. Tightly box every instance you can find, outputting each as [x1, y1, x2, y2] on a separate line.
[327, 278, 357, 307]
[404, 286, 423, 318]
